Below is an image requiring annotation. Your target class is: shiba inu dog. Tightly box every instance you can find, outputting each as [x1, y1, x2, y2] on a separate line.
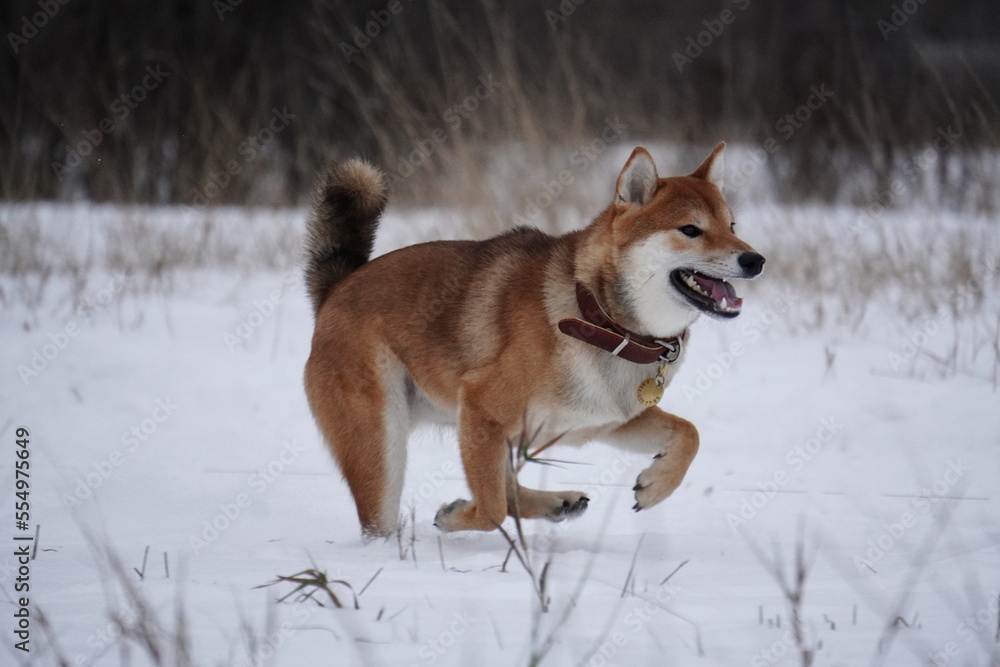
[304, 144, 764, 537]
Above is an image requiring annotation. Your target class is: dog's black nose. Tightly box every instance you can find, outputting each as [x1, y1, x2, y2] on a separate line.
[738, 252, 765, 277]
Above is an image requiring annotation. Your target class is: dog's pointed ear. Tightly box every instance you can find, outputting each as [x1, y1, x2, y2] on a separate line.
[615, 147, 658, 207]
[690, 142, 726, 190]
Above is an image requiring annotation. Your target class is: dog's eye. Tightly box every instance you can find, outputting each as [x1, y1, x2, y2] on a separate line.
[678, 225, 702, 238]
[730, 222, 736, 233]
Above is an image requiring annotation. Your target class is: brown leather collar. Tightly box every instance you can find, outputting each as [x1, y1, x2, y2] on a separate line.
[557, 283, 684, 365]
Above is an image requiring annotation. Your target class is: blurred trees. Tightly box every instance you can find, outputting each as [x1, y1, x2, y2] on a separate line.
[1, 0, 997, 207]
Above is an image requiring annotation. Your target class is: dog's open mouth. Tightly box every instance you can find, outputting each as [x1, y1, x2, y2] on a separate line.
[670, 269, 743, 317]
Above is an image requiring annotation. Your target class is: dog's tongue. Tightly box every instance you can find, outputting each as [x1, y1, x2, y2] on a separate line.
[693, 274, 743, 309]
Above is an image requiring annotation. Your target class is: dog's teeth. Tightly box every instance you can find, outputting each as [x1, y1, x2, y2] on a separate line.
[717, 297, 740, 313]
[684, 274, 708, 296]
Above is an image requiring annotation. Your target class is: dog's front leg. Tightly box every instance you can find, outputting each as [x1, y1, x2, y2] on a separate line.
[434, 396, 511, 532]
[606, 407, 700, 511]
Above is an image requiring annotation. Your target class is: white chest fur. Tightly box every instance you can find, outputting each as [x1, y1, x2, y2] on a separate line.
[540, 341, 686, 445]
[539, 270, 690, 445]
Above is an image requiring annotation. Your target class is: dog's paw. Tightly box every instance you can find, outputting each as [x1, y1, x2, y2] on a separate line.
[434, 499, 470, 532]
[546, 493, 590, 522]
[632, 465, 682, 511]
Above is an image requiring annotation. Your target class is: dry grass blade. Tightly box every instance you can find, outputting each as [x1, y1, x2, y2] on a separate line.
[255, 568, 359, 610]
[660, 559, 690, 587]
[358, 567, 383, 597]
[493, 441, 554, 612]
[521, 432, 577, 469]
[746, 520, 816, 667]
[493, 520, 549, 613]
[395, 506, 420, 564]
[620, 533, 646, 598]
[34, 605, 72, 667]
[509, 414, 578, 473]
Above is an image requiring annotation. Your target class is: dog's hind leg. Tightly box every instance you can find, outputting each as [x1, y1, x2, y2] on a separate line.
[507, 483, 590, 522]
[305, 346, 409, 538]
[434, 388, 512, 532]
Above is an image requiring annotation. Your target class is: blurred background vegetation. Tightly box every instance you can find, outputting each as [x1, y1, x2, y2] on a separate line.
[2, 0, 999, 215]
[1, 0, 997, 379]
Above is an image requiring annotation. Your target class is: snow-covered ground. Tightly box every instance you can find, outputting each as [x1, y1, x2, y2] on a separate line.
[1, 201, 999, 667]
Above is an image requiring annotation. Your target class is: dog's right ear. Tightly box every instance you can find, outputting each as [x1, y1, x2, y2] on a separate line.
[615, 147, 658, 207]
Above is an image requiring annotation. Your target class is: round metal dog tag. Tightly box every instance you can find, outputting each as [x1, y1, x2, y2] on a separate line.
[637, 378, 664, 407]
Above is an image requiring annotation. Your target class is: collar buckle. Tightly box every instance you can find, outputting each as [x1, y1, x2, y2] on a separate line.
[655, 337, 682, 364]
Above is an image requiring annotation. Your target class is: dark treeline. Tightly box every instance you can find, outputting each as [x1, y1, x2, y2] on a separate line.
[2, 0, 998, 207]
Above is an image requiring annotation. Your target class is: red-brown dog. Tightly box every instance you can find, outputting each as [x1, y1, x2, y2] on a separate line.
[304, 145, 764, 537]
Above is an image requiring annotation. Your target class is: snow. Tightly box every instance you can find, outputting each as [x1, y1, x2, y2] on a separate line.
[1, 201, 999, 667]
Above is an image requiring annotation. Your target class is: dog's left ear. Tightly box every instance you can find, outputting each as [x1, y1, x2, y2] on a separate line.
[615, 147, 658, 207]
[690, 142, 726, 190]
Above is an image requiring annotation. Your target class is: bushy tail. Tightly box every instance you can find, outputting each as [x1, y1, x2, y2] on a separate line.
[304, 158, 388, 314]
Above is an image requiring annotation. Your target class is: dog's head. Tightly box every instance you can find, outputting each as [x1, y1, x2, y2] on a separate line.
[608, 144, 765, 337]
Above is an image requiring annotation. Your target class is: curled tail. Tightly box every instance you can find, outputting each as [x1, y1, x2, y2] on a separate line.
[304, 158, 388, 314]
